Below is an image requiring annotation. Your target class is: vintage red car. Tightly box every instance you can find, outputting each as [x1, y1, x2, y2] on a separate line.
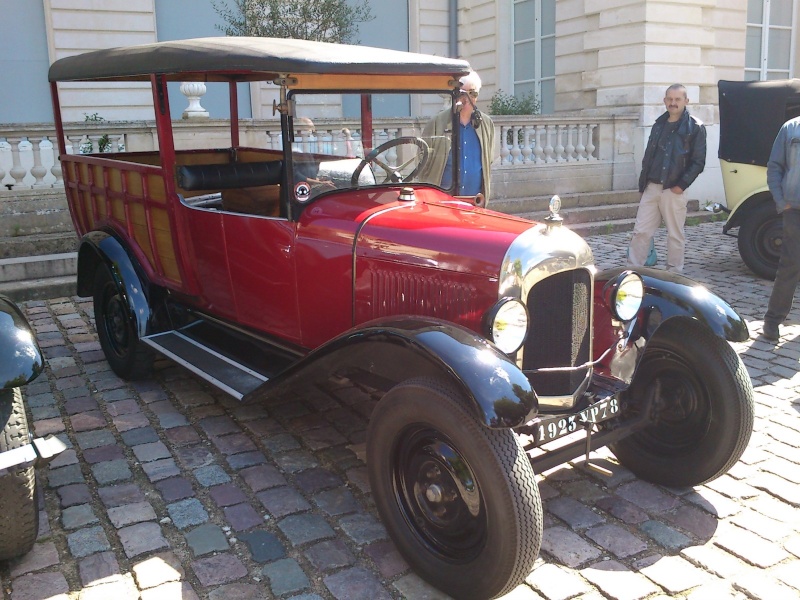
[49, 37, 754, 599]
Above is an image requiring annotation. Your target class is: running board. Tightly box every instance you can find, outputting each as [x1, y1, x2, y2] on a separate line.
[142, 329, 269, 400]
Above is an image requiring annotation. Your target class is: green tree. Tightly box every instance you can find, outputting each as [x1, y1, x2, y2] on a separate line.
[213, 0, 373, 43]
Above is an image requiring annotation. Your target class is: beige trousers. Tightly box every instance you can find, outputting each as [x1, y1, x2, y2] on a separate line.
[627, 182, 688, 273]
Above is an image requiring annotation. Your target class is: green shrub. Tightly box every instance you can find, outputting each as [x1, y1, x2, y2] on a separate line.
[488, 89, 540, 116]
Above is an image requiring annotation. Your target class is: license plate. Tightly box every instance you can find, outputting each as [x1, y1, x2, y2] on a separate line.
[533, 397, 620, 446]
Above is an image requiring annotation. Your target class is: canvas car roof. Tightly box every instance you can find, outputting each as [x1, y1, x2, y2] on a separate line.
[718, 79, 800, 166]
[48, 36, 472, 89]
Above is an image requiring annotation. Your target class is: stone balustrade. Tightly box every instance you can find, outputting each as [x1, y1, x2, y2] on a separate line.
[0, 113, 638, 195]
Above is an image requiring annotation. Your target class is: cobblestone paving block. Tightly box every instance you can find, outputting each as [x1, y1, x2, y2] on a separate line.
[257, 486, 312, 518]
[240, 464, 287, 491]
[98, 482, 147, 507]
[209, 482, 247, 507]
[541, 526, 602, 568]
[47, 463, 85, 488]
[639, 520, 692, 550]
[142, 457, 181, 482]
[191, 553, 248, 587]
[8, 541, 60, 577]
[60, 503, 98, 530]
[57, 482, 92, 508]
[638, 555, 711, 594]
[132, 440, 172, 462]
[548, 496, 606, 530]
[131, 551, 185, 589]
[313, 487, 360, 516]
[585, 523, 649, 558]
[120, 426, 159, 447]
[139, 580, 200, 600]
[526, 562, 593, 600]
[91, 459, 133, 484]
[193, 464, 231, 487]
[155, 476, 195, 502]
[83, 444, 126, 464]
[10, 571, 70, 600]
[226, 450, 267, 470]
[304, 538, 355, 572]
[118, 521, 169, 558]
[224, 502, 263, 531]
[78, 551, 121, 587]
[78, 573, 139, 600]
[239, 529, 286, 563]
[325, 566, 394, 600]
[166, 498, 209, 529]
[338, 513, 387, 545]
[713, 523, 791, 568]
[107, 501, 157, 528]
[262, 557, 310, 595]
[278, 513, 336, 546]
[184, 523, 230, 556]
[580, 559, 661, 600]
[67, 525, 111, 558]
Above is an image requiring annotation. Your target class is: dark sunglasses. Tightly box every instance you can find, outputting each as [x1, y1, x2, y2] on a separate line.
[460, 90, 479, 99]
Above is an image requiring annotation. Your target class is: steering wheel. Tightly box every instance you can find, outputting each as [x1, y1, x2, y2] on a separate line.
[351, 136, 430, 186]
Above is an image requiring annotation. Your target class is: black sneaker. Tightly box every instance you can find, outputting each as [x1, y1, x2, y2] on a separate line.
[763, 322, 780, 341]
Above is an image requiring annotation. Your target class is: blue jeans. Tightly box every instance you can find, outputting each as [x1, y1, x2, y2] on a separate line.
[765, 208, 800, 326]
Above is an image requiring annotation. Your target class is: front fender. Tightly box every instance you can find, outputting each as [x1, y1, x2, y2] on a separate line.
[77, 231, 154, 339]
[0, 295, 43, 388]
[594, 267, 749, 384]
[245, 316, 538, 428]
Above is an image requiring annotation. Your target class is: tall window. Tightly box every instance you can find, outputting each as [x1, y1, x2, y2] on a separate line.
[745, 0, 796, 80]
[513, 0, 555, 113]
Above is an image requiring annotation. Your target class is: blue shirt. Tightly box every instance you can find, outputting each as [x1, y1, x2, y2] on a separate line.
[441, 121, 483, 195]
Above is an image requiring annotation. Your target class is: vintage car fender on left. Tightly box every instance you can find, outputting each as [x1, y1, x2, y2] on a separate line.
[0, 296, 43, 388]
[244, 316, 538, 428]
[594, 266, 749, 384]
[76, 230, 159, 339]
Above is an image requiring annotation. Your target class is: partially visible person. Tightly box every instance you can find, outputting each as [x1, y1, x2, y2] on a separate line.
[761, 115, 800, 341]
[421, 70, 495, 203]
[627, 84, 707, 273]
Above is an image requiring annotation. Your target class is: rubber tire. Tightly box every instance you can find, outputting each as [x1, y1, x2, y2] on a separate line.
[93, 265, 153, 379]
[367, 378, 542, 600]
[738, 201, 781, 280]
[610, 320, 754, 487]
[0, 388, 39, 561]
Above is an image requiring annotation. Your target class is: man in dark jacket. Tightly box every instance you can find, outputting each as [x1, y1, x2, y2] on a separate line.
[627, 84, 707, 273]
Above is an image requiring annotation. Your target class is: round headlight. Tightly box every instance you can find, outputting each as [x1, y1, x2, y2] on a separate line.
[486, 298, 529, 354]
[607, 271, 644, 321]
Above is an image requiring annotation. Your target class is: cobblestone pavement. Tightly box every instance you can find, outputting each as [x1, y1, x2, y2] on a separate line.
[2, 221, 799, 600]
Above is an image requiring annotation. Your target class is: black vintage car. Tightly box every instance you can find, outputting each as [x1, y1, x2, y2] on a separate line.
[717, 79, 800, 279]
[0, 296, 65, 560]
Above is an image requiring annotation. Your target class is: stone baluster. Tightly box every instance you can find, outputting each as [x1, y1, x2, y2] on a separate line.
[565, 126, 576, 161]
[544, 126, 555, 163]
[533, 126, 545, 164]
[8, 138, 29, 188]
[510, 126, 523, 164]
[586, 124, 597, 160]
[500, 126, 511, 165]
[180, 82, 210, 119]
[0, 140, 7, 186]
[66, 135, 82, 154]
[30, 138, 49, 187]
[51, 155, 63, 185]
[575, 126, 587, 160]
[554, 125, 566, 162]
[521, 126, 533, 163]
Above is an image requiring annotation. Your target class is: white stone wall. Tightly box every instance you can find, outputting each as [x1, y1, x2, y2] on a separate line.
[44, 0, 157, 122]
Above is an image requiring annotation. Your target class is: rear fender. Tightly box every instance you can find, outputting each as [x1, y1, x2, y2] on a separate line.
[0, 296, 43, 388]
[723, 191, 772, 233]
[77, 231, 156, 339]
[245, 316, 538, 428]
[593, 267, 748, 384]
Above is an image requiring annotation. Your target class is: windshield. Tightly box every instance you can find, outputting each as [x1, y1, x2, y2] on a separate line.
[286, 91, 457, 201]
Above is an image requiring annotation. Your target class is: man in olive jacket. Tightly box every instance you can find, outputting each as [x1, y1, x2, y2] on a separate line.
[627, 84, 707, 273]
[421, 71, 495, 204]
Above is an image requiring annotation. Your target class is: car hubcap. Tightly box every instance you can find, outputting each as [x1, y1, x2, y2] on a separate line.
[393, 427, 486, 561]
[104, 291, 130, 356]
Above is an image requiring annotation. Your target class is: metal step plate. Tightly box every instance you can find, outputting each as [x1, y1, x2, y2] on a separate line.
[142, 329, 268, 400]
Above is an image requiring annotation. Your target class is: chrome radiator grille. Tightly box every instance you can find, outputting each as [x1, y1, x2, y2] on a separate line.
[522, 269, 591, 396]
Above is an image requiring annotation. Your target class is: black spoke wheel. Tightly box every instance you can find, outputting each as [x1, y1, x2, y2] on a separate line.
[738, 201, 781, 280]
[351, 136, 429, 186]
[367, 378, 541, 600]
[611, 321, 754, 487]
[0, 388, 38, 561]
[93, 265, 153, 379]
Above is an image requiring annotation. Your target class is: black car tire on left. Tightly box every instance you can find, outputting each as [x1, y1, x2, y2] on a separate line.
[610, 320, 754, 488]
[367, 377, 542, 600]
[0, 387, 39, 561]
[93, 265, 154, 380]
[738, 201, 781, 280]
